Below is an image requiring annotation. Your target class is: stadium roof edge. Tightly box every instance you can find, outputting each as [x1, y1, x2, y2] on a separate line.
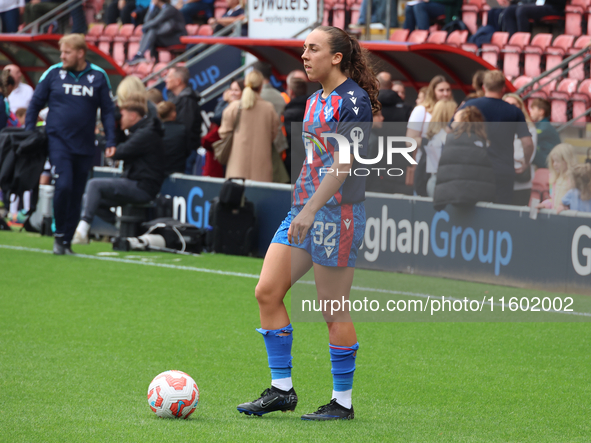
[0, 34, 126, 90]
[181, 36, 514, 97]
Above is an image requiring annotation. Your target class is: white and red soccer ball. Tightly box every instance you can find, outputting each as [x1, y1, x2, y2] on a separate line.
[147, 370, 199, 419]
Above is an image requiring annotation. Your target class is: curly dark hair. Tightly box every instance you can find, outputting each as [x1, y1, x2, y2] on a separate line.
[315, 26, 381, 114]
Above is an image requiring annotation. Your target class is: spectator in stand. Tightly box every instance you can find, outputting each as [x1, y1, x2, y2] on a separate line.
[73, 93, 165, 244]
[4, 65, 34, 114]
[453, 70, 534, 204]
[147, 88, 163, 105]
[392, 80, 406, 100]
[403, 0, 462, 31]
[157, 101, 187, 175]
[23, 0, 87, 33]
[537, 143, 577, 210]
[252, 61, 289, 183]
[356, 0, 399, 28]
[177, 0, 213, 25]
[433, 106, 496, 210]
[501, 0, 566, 36]
[406, 75, 452, 191]
[503, 93, 538, 206]
[219, 70, 279, 182]
[529, 98, 561, 169]
[201, 79, 243, 178]
[377, 72, 411, 122]
[416, 86, 427, 106]
[557, 163, 591, 213]
[423, 99, 457, 197]
[117, 75, 158, 120]
[283, 69, 308, 104]
[283, 77, 308, 179]
[0, 70, 16, 130]
[105, 0, 137, 24]
[207, 0, 245, 35]
[0, 0, 23, 33]
[15, 108, 26, 127]
[131, 0, 153, 24]
[128, 0, 186, 65]
[463, 70, 486, 102]
[164, 66, 202, 174]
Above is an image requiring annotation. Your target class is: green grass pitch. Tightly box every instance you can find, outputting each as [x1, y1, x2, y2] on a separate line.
[0, 230, 590, 442]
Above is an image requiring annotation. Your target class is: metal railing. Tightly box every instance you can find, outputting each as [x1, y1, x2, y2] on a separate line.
[19, 0, 85, 34]
[515, 45, 591, 132]
[143, 19, 244, 89]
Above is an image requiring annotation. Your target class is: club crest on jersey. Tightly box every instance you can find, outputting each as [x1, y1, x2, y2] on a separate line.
[303, 131, 327, 162]
[59, 70, 67, 80]
[87, 74, 95, 83]
[324, 104, 334, 120]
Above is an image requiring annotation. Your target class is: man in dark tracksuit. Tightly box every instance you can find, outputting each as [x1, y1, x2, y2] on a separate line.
[26, 34, 115, 255]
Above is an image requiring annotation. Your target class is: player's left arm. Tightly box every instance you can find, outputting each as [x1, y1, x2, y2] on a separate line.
[98, 72, 116, 152]
[288, 95, 371, 244]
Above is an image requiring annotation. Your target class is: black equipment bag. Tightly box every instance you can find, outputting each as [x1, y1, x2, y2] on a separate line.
[208, 196, 256, 256]
[140, 217, 206, 254]
[219, 178, 246, 208]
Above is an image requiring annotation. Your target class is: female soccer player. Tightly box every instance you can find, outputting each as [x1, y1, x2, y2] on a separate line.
[236, 26, 380, 421]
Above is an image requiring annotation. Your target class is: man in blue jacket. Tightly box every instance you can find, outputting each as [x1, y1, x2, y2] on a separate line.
[26, 33, 116, 255]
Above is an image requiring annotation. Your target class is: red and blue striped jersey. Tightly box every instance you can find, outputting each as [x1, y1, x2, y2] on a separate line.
[293, 78, 372, 207]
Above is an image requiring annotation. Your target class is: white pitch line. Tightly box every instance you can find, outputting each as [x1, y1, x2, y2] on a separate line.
[2, 244, 590, 318]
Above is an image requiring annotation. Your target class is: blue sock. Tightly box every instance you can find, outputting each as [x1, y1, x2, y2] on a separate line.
[257, 324, 293, 391]
[330, 342, 359, 408]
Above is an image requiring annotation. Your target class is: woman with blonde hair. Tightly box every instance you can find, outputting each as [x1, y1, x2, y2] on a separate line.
[406, 75, 452, 190]
[538, 143, 578, 210]
[503, 93, 538, 205]
[115, 76, 158, 143]
[219, 70, 279, 182]
[422, 99, 458, 197]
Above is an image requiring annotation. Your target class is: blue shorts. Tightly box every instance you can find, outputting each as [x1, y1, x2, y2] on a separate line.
[271, 203, 366, 267]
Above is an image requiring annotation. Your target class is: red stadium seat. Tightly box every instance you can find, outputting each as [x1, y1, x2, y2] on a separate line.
[480, 32, 509, 68]
[112, 24, 135, 65]
[389, 29, 409, 42]
[97, 23, 119, 55]
[523, 33, 553, 78]
[512, 75, 533, 93]
[426, 30, 447, 44]
[564, 0, 589, 36]
[129, 24, 143, 41]
[461, 0, 484, 34]
[567, 35, 591, 80]
[214, 1, 227, 18]
[157, 50, 173, 63]
[134, 61, 155, 79]
[502, 32, 531, 79]
[550, 78, 579, 123]
[571, 78, 591, 125]
[461, 43, 478, 54]
[446, 30, 469, 47]
[407, 30, 429, 44]
[114, 23, 134, 41]
[85, 24, 104, 45]
[545, 34, 575, 75]
[186, 24, 200, 35]
[197, 24, 214, 35]
[350, 5, 361, 26]
[331, 2, 346, 29]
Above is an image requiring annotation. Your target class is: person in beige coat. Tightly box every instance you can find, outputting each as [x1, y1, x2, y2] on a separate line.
[219, 70, 279, 182]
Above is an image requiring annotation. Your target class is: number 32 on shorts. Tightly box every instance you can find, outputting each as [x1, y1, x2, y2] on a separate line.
[313, 221, 337, 257]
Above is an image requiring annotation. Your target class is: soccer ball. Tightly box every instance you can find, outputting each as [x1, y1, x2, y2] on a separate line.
[147, 370, 200, 419]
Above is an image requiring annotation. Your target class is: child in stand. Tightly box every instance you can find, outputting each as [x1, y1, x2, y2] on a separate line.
[538, 143, 577, 209]
[557, 163, 591, 213]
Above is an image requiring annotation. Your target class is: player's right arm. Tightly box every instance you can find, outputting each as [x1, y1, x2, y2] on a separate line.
[25, 70, 51, 131]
